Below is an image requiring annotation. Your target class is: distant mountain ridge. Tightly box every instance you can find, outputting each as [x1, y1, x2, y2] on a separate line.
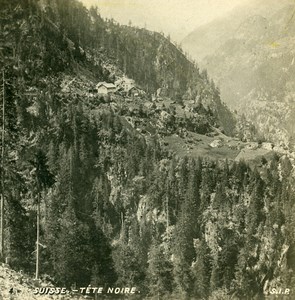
[182, 0, 295, 148]
[182, 0, 292, 60]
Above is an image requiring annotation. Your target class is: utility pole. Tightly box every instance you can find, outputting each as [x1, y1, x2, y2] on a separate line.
[35, 191, 40, 279]
[166, 180, 169, 229]
[166, 193, 169, 228]
[0, 70, 5, 261]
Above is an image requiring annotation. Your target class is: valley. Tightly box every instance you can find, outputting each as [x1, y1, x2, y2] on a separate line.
[182, 0, 295, 149]
[0, 1, 294, 299]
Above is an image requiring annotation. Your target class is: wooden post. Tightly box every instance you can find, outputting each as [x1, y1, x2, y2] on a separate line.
[0, 70, 5, 260]
[35, 192, 40, 279]
[166, 180, 169, 228]
[166, 194, 169, 228]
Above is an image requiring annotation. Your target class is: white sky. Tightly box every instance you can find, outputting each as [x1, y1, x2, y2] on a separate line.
[80, 0, 252, 42]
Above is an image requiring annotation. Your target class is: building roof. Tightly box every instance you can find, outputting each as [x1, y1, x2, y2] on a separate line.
[127, 86, 138, 92]
[96, 82, 116, 89]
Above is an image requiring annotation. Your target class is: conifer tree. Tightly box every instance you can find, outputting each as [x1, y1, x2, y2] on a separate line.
[147, 238, 173, 298]
[191, 239, 211, 298]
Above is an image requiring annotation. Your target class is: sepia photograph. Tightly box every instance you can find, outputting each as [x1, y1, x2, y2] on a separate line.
[0, 0, 295, 299]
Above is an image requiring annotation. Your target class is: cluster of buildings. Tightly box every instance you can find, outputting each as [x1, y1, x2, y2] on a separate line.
[89, 76, 141, 98]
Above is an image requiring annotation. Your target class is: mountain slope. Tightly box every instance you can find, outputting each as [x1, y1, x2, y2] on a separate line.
[0, 1, 295, 299]
[182, 0, 295, 147]
[182, 0, 292, 60]
[0, 264, 84, 300]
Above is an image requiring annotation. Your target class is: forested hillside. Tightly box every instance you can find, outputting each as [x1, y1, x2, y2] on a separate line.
[0, 0, 294, 299]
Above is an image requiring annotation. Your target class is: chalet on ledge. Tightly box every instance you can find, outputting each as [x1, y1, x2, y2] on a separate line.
[96, 82, 116, 94]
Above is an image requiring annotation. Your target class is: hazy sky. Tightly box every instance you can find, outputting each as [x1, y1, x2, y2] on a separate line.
[80, 0, 251, 42]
